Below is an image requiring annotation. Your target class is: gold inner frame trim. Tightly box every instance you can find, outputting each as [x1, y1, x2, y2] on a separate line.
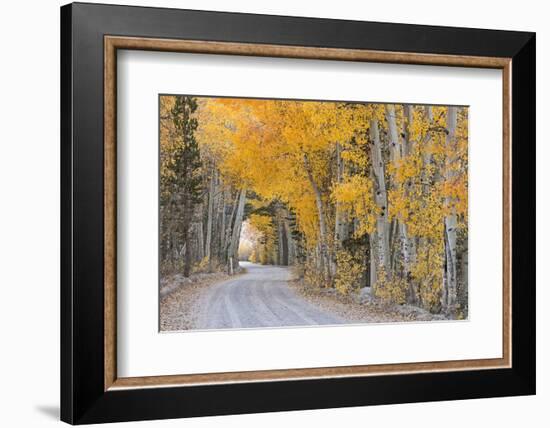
[104, 35, 512, 391]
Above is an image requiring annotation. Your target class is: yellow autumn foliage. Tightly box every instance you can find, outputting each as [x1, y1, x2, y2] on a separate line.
[335, 249, 364, 295]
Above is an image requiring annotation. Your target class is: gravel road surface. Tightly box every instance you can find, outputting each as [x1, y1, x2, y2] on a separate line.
[196, 262, 344, 329]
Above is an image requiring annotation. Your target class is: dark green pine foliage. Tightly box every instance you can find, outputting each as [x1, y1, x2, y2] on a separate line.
[161, 96, 203, 277]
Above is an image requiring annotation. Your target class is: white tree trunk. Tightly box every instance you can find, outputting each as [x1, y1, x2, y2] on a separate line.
[386, 104, 412, 277]
[304, 154, 332, 283]
[402, 106, 415, 295]
[334, 142, 347, 251]
[369, 119, 390, 279]
[225, 189, 239, 259]
[227, 188, 246, 274]
[385, 104, 401, 163]
[219, 187, 227, 262]
[277, 218, 284, 265]
[284, 217, 295, 265]
[403, 104, 413, 156]
[369, 232, 377, 289]
[421, 106, 434, 192]
[204, 169, 215, 262]
[443, 106, 458, 313]
[195, 221, 204, 261]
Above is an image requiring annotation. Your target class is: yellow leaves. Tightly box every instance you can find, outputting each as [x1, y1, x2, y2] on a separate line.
[374, 266, 407, 304]
[335, 249, 364, 295]
[409, 107, 429, 142]
[248, 213, 274, 235]
[247, 214, 277, 265]
[411, 239, 444, 310]
[440, 175, 468, 217]
[341, 149, 367, 167]
[331, 174, 376, 237]
[387, 155, 422, 184]
[407, 185, 445, 239]
[331, 174, 372, 204]
[361, 103, 386, 123]
[279, 101, 356, 155]
[388, 188, 408, 221]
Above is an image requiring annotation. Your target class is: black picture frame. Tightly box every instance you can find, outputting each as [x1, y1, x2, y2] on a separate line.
[61, 2, 535, 424]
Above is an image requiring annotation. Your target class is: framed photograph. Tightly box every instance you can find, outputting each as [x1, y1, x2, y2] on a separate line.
[61, 2, 535, 424]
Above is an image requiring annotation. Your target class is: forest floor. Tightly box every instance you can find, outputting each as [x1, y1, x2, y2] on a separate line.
[288, 277, 448, 324]
[160, 263, 447, 332]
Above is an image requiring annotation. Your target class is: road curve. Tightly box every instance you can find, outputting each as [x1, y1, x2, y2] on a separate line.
[196, 262, 343, 330]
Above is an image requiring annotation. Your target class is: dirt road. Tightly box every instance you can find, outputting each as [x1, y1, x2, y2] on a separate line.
[196, 262, 343, 329]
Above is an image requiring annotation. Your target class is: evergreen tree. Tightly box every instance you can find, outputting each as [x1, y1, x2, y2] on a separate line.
[160, 96, 202, 277]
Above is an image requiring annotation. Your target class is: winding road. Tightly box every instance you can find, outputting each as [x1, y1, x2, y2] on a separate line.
[196, 262, 344, 330]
